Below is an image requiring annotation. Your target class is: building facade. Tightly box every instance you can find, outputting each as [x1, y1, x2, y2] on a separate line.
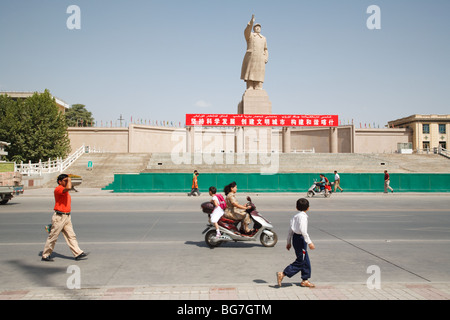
[0, 91, 69, 113]
[388, 114, 450, 151]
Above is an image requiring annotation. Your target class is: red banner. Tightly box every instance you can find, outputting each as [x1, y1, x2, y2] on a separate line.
[186, 114, 338, 127]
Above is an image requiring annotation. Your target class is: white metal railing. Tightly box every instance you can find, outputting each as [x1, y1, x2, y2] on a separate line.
[438, 147, 449, 158]
[292, 148, 315, 153]
[415, 147, 449, 157]
[14, 144, 103, 176]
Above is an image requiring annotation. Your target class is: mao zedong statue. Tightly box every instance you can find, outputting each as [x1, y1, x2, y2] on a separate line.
[240, 15, 269, 90]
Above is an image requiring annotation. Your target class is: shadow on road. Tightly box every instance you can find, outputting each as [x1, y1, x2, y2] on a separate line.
[184, 240, 265, 249]
[7, 258, 67, 288]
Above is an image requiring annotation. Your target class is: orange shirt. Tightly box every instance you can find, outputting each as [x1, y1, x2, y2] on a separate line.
[54, 185, 71, 213]
[192, 174, 198, 188]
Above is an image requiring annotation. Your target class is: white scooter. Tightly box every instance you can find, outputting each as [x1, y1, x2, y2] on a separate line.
[307, 181, 331, 198]
[201, 196, 278, 248]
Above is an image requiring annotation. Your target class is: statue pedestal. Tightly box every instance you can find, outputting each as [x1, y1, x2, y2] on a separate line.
[236, 89, 274, 153]
[237, 89, 272, 114]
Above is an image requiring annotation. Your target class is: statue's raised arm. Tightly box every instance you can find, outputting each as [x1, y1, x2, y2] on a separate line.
[244, 15, 255, 40]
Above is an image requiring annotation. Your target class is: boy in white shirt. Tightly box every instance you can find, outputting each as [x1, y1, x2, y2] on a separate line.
[209, 186, 225, 238]
[277, 198, 316, 288]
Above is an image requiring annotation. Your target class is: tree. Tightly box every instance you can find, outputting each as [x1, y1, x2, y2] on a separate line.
[0, 94, 21, 161]
[65, 104, 95, 127]
[0, 94, 18, 145]
[0, 90, 71, 163]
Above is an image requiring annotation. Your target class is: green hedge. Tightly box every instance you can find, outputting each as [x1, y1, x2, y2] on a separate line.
[0, 162, 14, 173]
[103, 172, 450, 193]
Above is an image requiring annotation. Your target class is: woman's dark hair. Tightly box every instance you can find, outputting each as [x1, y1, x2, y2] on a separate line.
[209, 186, 217, 194]
[296, 198, 310, 211]
[224, 181, 237, 195]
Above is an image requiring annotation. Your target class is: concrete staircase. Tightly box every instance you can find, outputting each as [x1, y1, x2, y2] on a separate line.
[359, 153, 450, 173]
[44, 153, 152, 188]
[144, 152, 450, 174]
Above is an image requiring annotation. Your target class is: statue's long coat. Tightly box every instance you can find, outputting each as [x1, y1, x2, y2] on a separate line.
[240, 23, 268, 83]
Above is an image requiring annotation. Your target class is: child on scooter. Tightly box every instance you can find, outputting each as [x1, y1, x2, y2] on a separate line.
[209, 186, 225, 238]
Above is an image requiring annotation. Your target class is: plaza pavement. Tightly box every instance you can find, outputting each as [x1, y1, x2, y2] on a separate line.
[1, 281, 450, 300]
[1, 188, 449, 301]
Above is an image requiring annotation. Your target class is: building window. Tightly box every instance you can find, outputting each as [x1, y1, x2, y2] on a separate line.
[422, 124, 430, 134]
[439, 124, 446, 134]
[422, 141, 430, 150]
[440, 141, 447, 149]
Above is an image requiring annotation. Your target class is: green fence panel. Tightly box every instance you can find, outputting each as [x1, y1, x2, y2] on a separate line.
[103, 172, 450, 193]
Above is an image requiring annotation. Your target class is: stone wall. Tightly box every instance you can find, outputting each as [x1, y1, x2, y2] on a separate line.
[68, 125, 412, 154]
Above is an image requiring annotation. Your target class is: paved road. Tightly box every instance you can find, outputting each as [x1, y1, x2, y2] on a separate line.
[0, 189, 449, 300]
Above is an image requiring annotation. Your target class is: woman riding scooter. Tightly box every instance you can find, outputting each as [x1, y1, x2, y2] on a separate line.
[223, 182, 253, 234]
[318, 174, 330, 196]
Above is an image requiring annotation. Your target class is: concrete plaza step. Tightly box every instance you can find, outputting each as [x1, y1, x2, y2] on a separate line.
[144, 152, 449, 173]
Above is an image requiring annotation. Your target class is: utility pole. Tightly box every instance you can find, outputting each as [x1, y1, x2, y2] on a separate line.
[118, 114, 124, 127]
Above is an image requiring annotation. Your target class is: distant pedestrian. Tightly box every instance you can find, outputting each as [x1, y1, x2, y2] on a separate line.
[384, 170, 394, 193]
[277, 198, 315, 288]
[41, 174, 88, 262]
[333, 170, 343, 192]
[188, 170, 200, 196]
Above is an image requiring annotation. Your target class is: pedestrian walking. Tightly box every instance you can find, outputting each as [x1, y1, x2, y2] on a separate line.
[41, 174, 88, 262]
[188, 170, 200, 196]
[333, 170, 343, 192]
[276, 198, 315, 288]
[384, 170, 394, 193]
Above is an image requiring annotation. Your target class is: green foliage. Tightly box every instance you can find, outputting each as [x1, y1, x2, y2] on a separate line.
[0, 90, 71, 163]
[65, 104, 95, 127]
